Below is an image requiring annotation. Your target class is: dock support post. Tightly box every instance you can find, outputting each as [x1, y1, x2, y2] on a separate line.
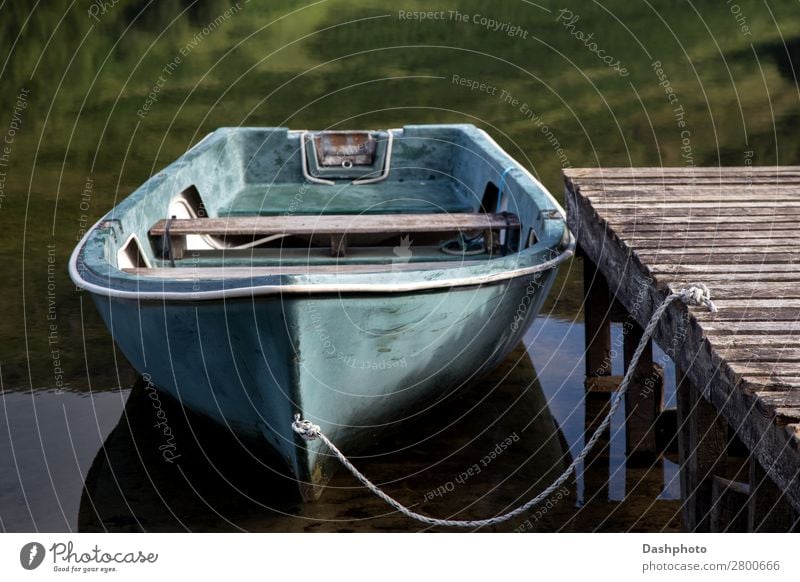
[623, 319, 663, 462]
[582, 256, 612, 500]
[710, 477, 749, 532]
[676, 367, 728, 532]
[748, 459, 794, 532]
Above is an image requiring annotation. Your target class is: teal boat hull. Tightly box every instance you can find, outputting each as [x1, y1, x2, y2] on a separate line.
[71, 124, 574, 499]
[92, 270, 556, 498]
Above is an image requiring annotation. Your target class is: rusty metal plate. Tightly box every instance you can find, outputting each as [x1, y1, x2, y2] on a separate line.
[313, 131, 377, 167]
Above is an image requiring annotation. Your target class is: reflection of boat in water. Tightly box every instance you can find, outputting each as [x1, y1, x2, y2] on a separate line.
[69, 124, 574, 499]
[78, 344, 573, 532]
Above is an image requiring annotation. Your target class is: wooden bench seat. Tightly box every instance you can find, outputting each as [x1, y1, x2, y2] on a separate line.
[150, 213, 519, 236]
[150, 212, 519, 259]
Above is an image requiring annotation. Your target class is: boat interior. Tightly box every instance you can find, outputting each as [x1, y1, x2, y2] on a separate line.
[112, 126, 551, 277]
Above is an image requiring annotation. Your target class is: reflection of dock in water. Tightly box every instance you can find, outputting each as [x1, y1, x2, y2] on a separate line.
[79, 344, 574, 532]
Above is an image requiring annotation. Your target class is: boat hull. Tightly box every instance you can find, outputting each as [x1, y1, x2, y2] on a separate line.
[91, 268, 557, 499]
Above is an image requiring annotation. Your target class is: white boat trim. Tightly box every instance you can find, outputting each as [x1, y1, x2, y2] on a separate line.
[68, 215, 574, 301]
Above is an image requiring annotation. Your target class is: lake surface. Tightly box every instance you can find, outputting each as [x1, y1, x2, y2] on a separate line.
[1, 0, 798, 532]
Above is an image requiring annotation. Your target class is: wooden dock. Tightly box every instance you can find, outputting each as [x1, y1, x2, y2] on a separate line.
[565, 166, 800, 532]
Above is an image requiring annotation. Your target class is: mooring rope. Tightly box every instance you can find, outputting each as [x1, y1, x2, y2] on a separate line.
[291, 283, 717, 528]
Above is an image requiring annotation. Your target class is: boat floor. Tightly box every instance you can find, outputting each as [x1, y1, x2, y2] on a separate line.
[218, 182, 476, 216]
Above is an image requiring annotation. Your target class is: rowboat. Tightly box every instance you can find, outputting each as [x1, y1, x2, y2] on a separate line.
[69, 124, 574, 500]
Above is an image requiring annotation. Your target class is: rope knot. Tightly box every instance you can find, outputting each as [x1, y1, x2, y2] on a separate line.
[680, 283, 717, 313]
[292, 414, 321, 441]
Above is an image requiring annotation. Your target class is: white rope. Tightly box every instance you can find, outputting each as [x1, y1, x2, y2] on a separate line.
[291, 283, 717, 528]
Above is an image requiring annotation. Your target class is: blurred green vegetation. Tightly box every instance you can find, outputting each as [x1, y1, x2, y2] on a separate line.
[1, 0, 798, 390]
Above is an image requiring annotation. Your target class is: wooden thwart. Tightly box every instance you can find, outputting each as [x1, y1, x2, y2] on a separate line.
[150, 212, 519, 258]
[150, 213, 519, 236]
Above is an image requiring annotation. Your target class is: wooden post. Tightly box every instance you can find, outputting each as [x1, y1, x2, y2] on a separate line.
[710, 477, 749, 532]
[623, 317, 664, 463]
[583, 256, 611, 379]
[582, 256, 612, 501]
[676, 367, 728, 532]
[330, 233, 347, 257]
[748, 458, 794, 532]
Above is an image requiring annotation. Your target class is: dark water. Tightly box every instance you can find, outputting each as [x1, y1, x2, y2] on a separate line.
[1, 0, 798, 532]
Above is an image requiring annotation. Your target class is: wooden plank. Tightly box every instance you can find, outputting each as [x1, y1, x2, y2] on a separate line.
[616, 223, 800, 234]
[702, 321, 800, 334]
[639, 252, 800, 264]
[641, 246, 800, 255]
[742, 376, 800, 389]
[652, 263, 800, 273]
[150, 213, 520, 236]
[691, 308, 800, 322]
[615, 226, 800, 245]
[583, 186, 800, 198]
[709, 335, 800, 348]
[573, 174, 800, 183]
[631, 239, 800, 250]
[691, 298, 800, 309]
[593, 202, 800, 211]
[665, 282, 800, 300]
[565, 166, 800, 178]
[585, 375, 622, 393]
[715, 347, 800, 363]
[330, 233, 347, 258]
[605, 215, 800, 225]
[725, 362, 800, 377]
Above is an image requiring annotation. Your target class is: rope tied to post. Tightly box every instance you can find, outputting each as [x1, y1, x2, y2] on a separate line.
[291, 284, 717, 528]
[679, 282, 717, 313]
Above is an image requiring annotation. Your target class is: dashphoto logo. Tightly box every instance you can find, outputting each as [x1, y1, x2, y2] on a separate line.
[20, 542, 46, 570]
